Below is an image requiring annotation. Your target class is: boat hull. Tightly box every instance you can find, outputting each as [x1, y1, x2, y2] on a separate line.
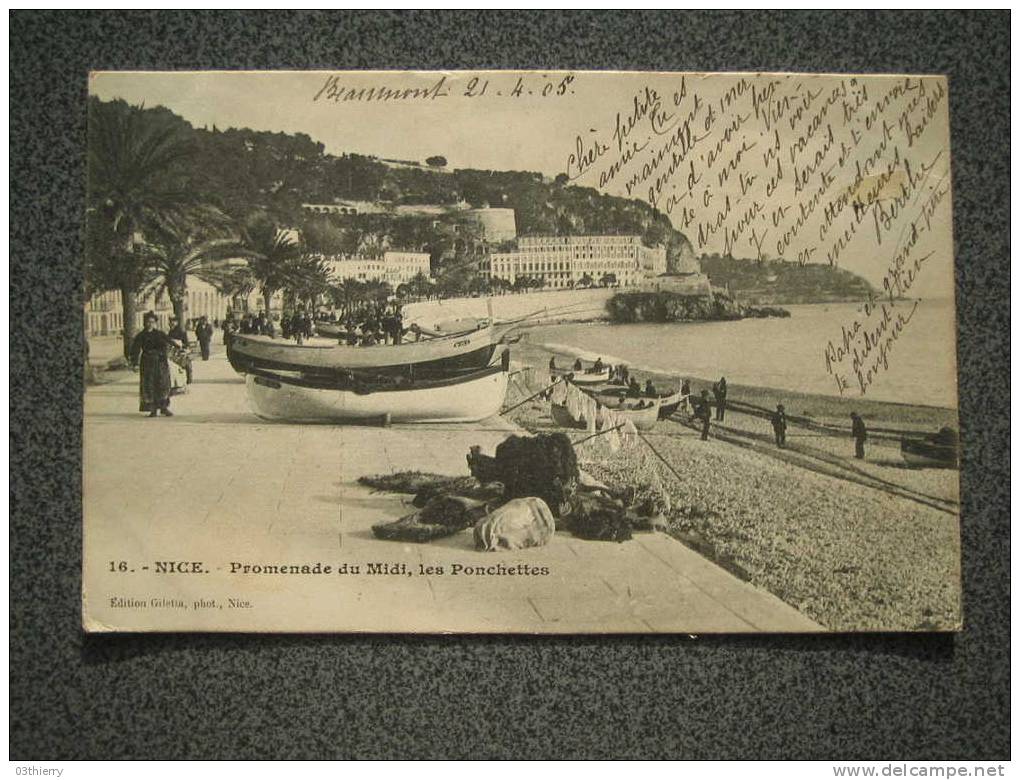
[227, 326, 499, 378]
[313, 321, 344, 338]
[245, 365, 509, 424]
[656, 390, 684, 419]
[567, 369, 611, 385]
[573, 383, 681, 421]
[550, 402, 659, 432]
[900, 439, 959, 469]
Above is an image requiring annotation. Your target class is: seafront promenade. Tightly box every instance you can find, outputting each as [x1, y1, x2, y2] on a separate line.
[82, 341, 822, 633]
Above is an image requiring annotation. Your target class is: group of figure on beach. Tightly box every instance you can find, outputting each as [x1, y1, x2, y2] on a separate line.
[553, 355, 870, 459]
[126, 312, 871, 461]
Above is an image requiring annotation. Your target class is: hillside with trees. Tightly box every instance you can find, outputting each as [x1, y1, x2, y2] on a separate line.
[88, 97, 697, 263]
[85, 97, 700, 354]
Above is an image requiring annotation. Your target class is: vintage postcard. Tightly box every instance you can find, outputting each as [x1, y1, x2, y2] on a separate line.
[83, 70, 960, 633]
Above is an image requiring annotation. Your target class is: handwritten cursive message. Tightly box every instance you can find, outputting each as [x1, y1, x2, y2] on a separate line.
[565, 73, 952, 397]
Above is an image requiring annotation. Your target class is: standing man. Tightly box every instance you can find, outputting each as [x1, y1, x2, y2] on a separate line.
[195, 316, 214, 361]
[714, 376, 728, 421]
[680, 379, 692, 418]
[222, 312, 237, 345]
[850, 412, 867, 459]
[771, 403, 788, 448]
[391, 307, 404, 345]
[697, 390, 712, 441]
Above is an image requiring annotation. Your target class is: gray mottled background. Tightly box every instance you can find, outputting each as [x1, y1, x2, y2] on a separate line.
[9, 10, 1009, 759]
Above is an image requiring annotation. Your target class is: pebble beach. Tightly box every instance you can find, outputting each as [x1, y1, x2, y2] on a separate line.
[505, 337, 962, 632]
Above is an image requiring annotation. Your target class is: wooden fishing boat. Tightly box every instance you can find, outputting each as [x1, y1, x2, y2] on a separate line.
[550, 368, 612, 385]
[901, 427, 959, 469]
[574, 383, 683, 420]
[227, 323, 501, 378]
[655, 389, 685, 419]
[244, 362, 510, 424]
[550, 399, 659, 432]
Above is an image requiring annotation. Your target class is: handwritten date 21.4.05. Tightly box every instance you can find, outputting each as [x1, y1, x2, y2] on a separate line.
[313, 73, 576, 104]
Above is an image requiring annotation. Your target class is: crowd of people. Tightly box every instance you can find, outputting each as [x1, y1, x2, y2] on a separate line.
[218, 304, 408, 348]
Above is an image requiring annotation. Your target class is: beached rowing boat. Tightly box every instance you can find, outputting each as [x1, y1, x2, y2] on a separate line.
[561, 369, 611, 385]
[550, 399, 660, 432]
[244, 362, 510, 424]
[655, 389, 684, 419]
[227, 324, 501, 378]
[901, 427, 959, 469]
[573, 383, 683, 420]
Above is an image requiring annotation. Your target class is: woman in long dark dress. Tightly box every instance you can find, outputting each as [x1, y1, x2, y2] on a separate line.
[129, 312, 174, 417]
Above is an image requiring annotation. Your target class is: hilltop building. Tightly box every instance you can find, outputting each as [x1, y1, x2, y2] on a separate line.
[319, 250, 431, 287]
[462, 208, 518, 243]
[301, 200, 388, 216]
[484, 235, 667, 289]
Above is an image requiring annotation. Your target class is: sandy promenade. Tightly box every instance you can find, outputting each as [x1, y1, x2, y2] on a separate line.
[83, 342, 821, 634]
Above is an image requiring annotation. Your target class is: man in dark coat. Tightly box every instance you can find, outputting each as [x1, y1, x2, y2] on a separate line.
[390, 310, 404, 345]
[772, 403, 788, 448]
[195, 316, 214, 361]
[130, 312, 175, 417]
[713, 376, 728, 421]
[697, 390, 712, 440]
[850, 412, 867, 459]
[222, 312, 237, 345]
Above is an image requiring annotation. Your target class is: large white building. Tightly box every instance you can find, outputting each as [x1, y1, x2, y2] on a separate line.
[322, 250, 431, 287]
[486, 235, 667, 289]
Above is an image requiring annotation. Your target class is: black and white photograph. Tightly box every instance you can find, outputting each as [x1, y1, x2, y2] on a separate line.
[82, 69, 961, 634]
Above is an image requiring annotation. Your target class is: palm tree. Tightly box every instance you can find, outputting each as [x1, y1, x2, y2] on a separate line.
[408, 271, 434, 301]
[235, 219, 326, 315]
[86, 98, 196, 357]
[328, 277, 364, 318]
[138, 218, 242, 325]
[363, 279, 393, 306]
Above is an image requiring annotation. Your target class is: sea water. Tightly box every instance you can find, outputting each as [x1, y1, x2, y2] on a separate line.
[530, 299, 958, 408]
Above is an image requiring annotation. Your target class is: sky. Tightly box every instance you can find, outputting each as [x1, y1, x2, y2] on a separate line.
[90, 70, 957, 299]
